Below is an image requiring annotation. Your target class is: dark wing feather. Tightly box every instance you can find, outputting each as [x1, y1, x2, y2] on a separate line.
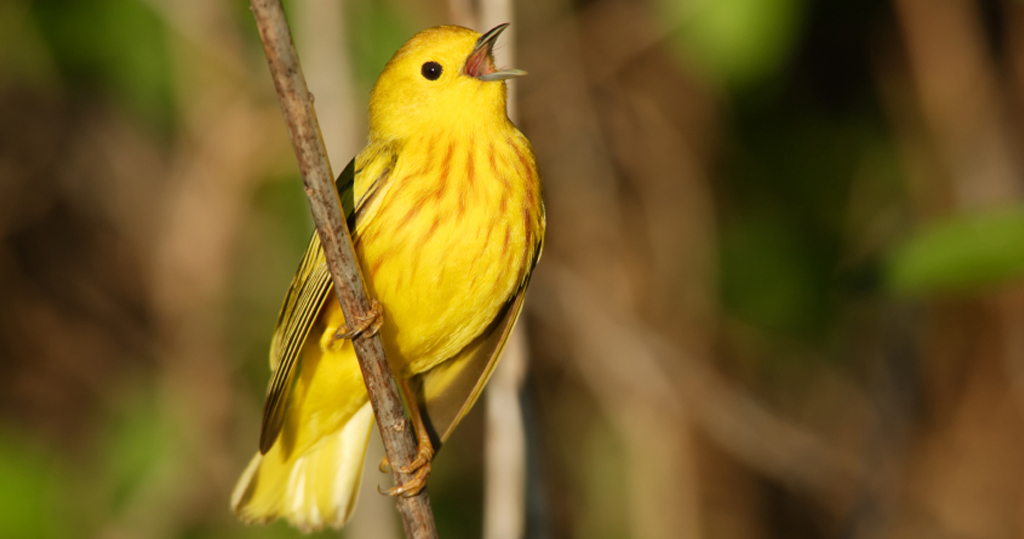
[258, 158, 388, 453]
[258, 241, 333, 453]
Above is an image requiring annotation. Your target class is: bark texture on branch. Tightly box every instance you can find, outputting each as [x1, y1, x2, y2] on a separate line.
[247, 1, 438, 537]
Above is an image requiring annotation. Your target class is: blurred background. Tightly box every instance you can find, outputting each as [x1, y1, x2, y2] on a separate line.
[4, 0, 1024, 538]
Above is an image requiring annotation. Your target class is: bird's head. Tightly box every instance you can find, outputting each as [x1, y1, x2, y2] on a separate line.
[367, 24, 525, 142]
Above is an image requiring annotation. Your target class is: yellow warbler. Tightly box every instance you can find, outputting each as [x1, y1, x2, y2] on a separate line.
[231, 24, 544, 531]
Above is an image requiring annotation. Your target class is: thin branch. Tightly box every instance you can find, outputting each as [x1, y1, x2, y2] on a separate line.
[472, 2, 530, 539]
[484, 329, 528, 539]
[247, 2, 438, 537]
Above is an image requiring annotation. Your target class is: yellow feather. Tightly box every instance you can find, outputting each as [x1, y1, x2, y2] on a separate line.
[232, 24, 544, 531]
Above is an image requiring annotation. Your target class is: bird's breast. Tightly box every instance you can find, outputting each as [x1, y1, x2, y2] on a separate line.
[355, 129, 542, 376]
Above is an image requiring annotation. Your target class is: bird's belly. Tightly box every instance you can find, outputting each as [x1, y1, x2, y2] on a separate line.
[357, 192, 528, 377]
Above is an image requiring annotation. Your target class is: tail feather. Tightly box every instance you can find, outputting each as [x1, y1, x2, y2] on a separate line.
[231, 402, 375, 532]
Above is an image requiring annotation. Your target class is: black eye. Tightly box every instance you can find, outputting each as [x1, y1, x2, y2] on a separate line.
[421, 61, 443, 81]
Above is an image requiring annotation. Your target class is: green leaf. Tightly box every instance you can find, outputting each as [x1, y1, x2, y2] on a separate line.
[657, 0, 805, 86]
[886, 207, 1024, 295]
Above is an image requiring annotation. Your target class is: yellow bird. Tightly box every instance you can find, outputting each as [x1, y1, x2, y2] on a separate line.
[231, 24, 545, 531]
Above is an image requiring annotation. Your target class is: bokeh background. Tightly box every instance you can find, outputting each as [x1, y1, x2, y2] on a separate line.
[4, 0, 1024, 537]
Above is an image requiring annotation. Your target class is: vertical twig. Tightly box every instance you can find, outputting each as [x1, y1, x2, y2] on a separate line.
[476, 1, 529, 538]
[448, 0, 478, 28]
[248, 1, 438, 537]
[484, 329, 529, 539]
[295, 0, 362, 161]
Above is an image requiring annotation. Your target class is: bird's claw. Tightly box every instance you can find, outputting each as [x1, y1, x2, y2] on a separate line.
[394, 443, 434, 474]
[377, 439, 434, 475]
[378, 461, 431, 498]
[334, 300, 384, 341]
[378, 443, 434, 497]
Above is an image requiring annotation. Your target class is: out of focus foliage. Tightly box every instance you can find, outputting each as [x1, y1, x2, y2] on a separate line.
[887, 208, 1024, 295]
[659, 0, 805, 86]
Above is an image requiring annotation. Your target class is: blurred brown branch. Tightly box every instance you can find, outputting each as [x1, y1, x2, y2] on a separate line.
[536, 265, 864, 500]
[247, 1, 438, 537]
[873, 0, 1024, 536]
[470, 1, 530, 538]
[110, 1, 280, 536]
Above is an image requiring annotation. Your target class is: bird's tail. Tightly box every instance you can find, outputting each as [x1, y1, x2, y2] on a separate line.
[231, 402, 374, 532]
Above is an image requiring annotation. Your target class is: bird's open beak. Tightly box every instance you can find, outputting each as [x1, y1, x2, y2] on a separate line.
[463, 23, 527, 82]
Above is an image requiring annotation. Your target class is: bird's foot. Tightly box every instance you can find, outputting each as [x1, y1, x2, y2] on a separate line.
[334, 300, 384, 341]
[378, 459, 431, 498]
[378, 416, 435, 497]
[378, 441, 434, 475]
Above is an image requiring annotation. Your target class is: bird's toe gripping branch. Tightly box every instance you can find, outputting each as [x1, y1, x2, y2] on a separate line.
[334, 299, 385, 341]
[377, 377, 437, 498]
[378, 456, 432, 498]
[379, 440, 433, 497]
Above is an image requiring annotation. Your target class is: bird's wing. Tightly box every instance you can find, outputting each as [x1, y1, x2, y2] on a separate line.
[416, 240, 543, 448]
[259, 151, 396, 454]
